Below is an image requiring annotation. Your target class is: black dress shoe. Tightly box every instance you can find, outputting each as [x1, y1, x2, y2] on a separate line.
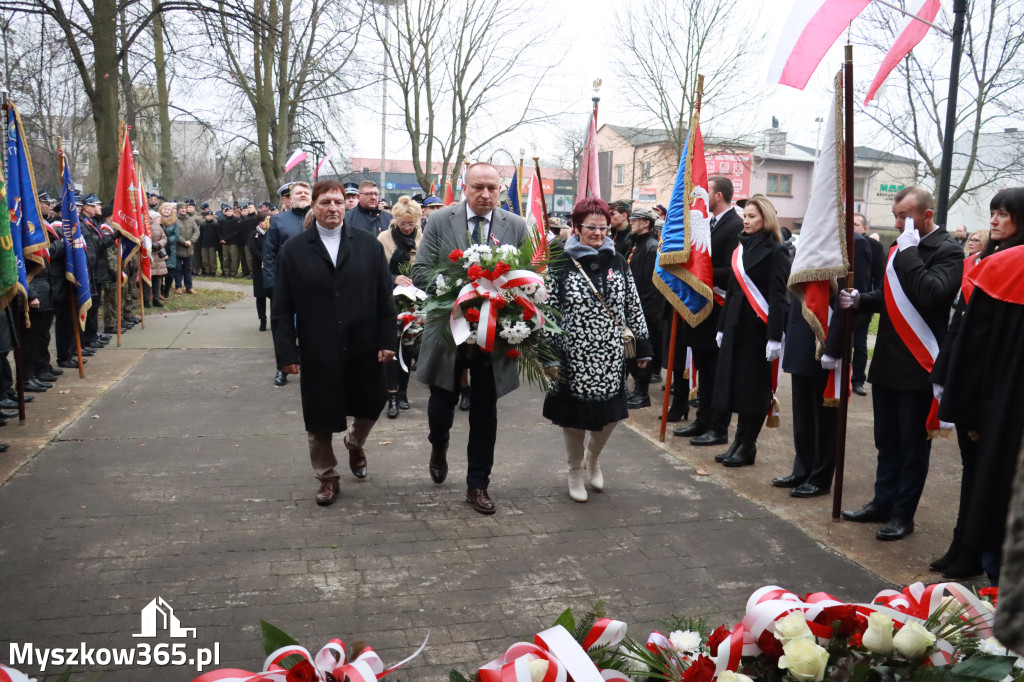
[429, 447, 448, 484]
[0, 399, 17, 409]
[458, 387, 471, 412]
[0, 443, 8, 453]
[626, 391, 651, 409]
[386, 395, 399, 419]
[673, 422, 707, 438]
[722, 442, 757, 467]
[841, 502, 890, 523]
[36, 373, 59, 383]
[791, 482, 830, 498]
[771, 474, 802, 488]
[348, 448, 367, 479]
[57, 360, 81, 369]
[48, 367, 64, 376]
[691, 429, 728, 446]
[852, 383, 867, 396]
[24, 379, 49, 392]
[81, 348, 96, 356]
[466, 488, 496, 515]
[666, 403, 688, 422]
[0, 409, 17, 419]
[877, 517, 914, 541]
[103, 327, 118, 335]
[273, 370, 288, 387]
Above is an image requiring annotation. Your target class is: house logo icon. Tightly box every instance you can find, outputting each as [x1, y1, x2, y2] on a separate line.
[132, 597, 197, 638]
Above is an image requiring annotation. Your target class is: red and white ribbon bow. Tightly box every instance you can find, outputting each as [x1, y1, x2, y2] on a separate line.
[450, 268, 546, 352]
[192, 635, 427, 682]
[479, 622, 629, 682]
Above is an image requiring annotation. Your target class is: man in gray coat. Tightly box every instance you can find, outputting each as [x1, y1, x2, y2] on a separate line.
[412, 162, 527, 515]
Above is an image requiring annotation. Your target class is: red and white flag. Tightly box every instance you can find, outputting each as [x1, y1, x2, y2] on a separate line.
[864, 0, 941, 105]
[768, 0, 871, 89]
[577, 108, 600, 200]
[136, 175, 152, 285]
[284, 149, 308, 174]
[111, 132, 142, 264]
[443, 182, 455, 206]
[523, 170, 548, 265]
[314, 151, 333, 179]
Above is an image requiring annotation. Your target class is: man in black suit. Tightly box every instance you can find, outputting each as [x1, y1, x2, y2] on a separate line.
[672, 176, 743, 445]
[839, 186, 963, 540]
[272, 180, 396, 507]
[851, 212, 884, 395]
[411, 163, 527, 515]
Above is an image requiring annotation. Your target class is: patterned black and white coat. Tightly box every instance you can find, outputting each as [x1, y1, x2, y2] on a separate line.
[542, 239, 652, 431]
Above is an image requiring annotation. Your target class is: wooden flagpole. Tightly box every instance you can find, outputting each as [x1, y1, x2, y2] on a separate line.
[659, 74, 703, 442]
[832, 45, 857, 521]
[532, 156, 551, 234]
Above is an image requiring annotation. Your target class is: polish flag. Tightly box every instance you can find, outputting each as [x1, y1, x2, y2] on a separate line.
[768, 0, 871, 89]
[314, 151, 333, 179]
[577, 108, 600, 200]
[284, 149, 308, 174]
[864, 0, 942, 105]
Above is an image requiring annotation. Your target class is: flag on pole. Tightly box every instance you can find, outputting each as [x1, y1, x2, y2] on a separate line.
[5, 103, 49, 297]
[864, 0, 942, 105]
[0, 168, 19, 309]
[443, 182, 455, 206]
[502, 169, 521, 215]
[58, 149, 92, 330]
[523, 170, 548, 265]
[315, 152, 333, 179]
[429, 179, 437, 196]
[653, 119, 714, 327]
[284, 149, 309, 174]
[111, 131, 142, 265]
[456, 162, 469, 197]
[137, 175, 153, 285]
[768, 0, 871, 89]
[577, 108, 600, 200]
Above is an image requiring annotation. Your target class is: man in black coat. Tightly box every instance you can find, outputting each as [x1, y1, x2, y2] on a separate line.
[773, 232, 872, 498]
[344, 181, 393, 234]
[673, 176, 742, 443]
[851, 213, 884, 395]
[625, 207, 662, 409]
[839, 186, 963, 540]
[272, 180, 397, 507]
[262, 181, 311, 386]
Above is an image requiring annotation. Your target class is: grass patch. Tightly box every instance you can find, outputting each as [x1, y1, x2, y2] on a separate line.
[193, 274, 252, 286]
[868, 313, 879, 335]
[150, 288, 244, 312]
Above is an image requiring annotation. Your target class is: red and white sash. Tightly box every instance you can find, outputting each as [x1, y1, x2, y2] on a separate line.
[731, 244, 769, 324]
[883, 246, 952, 436]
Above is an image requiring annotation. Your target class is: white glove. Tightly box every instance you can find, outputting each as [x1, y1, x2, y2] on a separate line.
[715, 331, 723, 348]
[821, 354, 839, 370]
[896, 217, 920, 251]
[839, 289, 860, 310]
[766, 340, 782, 362]
[143, 235, 153, 252]
[932, 384, 944, 402]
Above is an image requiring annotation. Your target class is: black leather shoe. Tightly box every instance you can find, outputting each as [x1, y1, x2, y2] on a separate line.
[397, 392, 410, 410]
[929, 544, 959, 573]
[852, 383, 867, 396]
[722, 442, 757, 467]
[771, 474, 802, 488]
[0, 409, 17, 419]
[81, 348, 96, 357]
[466, 488, 496, 515]
[429, 447, 448, 484]
[0, 399, 17, 409]
[673, 422, 707, 438]
[259, 319, 267, 332]
[103, 327, 117, 335]
[626, 391, 651, 409]
[386, 395, 399, 419]
[791, 482, 830, 498]
[877, 517, 914, 541]
[24, 379, 49, 392]
[348, 447, 367, 479]
[841, 502, 890, 523]
[666, 403, 688, 422]
[273, 370, 288, 386]
[691, 429, 728, 446]
[57, 360, 82, 369]
[48, 367, 64, 376]
[458, 387, 471, 412]
[715, 439, 741, 463]
[36, 373, 58, 383]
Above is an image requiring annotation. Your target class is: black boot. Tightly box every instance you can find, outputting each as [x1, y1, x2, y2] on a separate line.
[397, 390, 410, 410]
[715, 438, 741, 463]
[459, 386, 471, 411]
[720, 414, 761, 467]
[627, 390, 651, 409]
[386, 394, 399, 419]
[722, 441, 757, 467]
[259, 318, 267, 332]
[930, 538, 962, 572]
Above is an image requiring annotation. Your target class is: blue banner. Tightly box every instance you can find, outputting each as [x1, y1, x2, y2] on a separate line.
[503, 169, 521, 216]
[6, 104, 49, 295]
[59, 152, 92, 329]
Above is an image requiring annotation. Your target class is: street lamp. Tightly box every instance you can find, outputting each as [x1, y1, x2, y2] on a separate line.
[308, 139, 325, 179]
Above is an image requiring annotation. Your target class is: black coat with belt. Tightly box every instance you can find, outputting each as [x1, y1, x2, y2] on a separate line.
[271, 224, 397, 433]
[679, 208, 743, 349]
[627, 230, 661, 326]
[858, 228, 963, 392]
[713, 231, 791, 416]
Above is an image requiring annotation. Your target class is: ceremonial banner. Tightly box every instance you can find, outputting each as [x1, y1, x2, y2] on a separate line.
[787, 72, 848, 357]
[864, 0, 941, 105]
[768, 0, 871, 89]
[523, 170, 548, 265]
[137, 175, 153, 285]
[503, 169, 521, 215]
[443, 182, 455, 206]
[5, 104, 49, 296]
[576, 109, 600, 200]
[59, 150, 92, 329]
[111, 131, 142, 265]
[654, 119, 714, 327]
[283, 149, 308, 174]
[0, 169, 19, 308]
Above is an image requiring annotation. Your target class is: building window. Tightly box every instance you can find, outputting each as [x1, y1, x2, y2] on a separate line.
[615, 164, 625, 186]
[767, 173, 792, 196]
[641, 161, 652, 183]
[853, 177, 866, 200]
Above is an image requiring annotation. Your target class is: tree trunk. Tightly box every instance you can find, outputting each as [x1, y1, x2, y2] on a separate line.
[92, 0, 121, 202]
[152, 0, 173, 197]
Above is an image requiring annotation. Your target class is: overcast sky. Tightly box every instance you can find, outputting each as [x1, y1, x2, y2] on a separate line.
[344, 0, 949, 166]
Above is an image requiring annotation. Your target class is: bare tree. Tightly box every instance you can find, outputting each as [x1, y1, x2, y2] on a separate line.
[553, 115, 588, 192]
[370, 0, 561, 194]
[857, 0, 1024, 207]
[613, 0, 768, 176]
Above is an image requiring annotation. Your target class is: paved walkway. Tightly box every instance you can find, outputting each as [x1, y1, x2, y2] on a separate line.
[0, 283, 959, 680]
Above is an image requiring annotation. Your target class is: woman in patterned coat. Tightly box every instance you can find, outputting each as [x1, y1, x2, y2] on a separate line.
[543, 197, 652, 503]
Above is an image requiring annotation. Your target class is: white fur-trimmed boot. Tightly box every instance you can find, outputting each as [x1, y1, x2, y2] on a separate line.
[584, 448, 604, 491]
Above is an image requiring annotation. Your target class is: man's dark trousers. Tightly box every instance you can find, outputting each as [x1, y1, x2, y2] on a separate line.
[691, 345, 730, 432]
[871, 384, 932, 519]
[791, 373, 837, 488]
[427, 355, 497, 490]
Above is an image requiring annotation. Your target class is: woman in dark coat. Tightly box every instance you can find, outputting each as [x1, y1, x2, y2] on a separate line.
[624, 207, 661, 409]
[931, 187, 1024, 582]
[712, 195, 791, 467]
[248, 215, 269, 331]
[272, 179, 397, 506]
